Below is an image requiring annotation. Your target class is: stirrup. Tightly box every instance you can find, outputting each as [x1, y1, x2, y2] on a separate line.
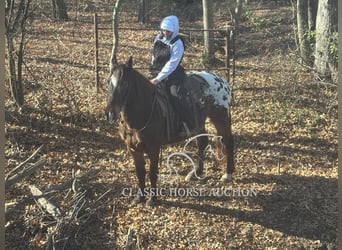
[182, 122, 191, 137]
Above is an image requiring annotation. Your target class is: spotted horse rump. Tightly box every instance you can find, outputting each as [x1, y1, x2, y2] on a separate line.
[186, 71, 232, 111]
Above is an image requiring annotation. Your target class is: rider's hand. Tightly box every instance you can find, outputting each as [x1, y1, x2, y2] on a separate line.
[150, 78, 159, 85]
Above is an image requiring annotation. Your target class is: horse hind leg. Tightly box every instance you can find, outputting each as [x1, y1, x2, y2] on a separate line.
[210, 108, 235, 182]
[185, 135, 208, 182]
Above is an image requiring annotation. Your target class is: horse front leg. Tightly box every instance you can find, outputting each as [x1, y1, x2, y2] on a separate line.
[146, 149, 160, 206]
[131, 150, 146, 204]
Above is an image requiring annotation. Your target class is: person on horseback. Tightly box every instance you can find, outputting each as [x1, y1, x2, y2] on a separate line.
[149, 15, 195, 135]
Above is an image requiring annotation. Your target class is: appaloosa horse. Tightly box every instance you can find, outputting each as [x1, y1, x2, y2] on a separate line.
[105, 57, 234, 205]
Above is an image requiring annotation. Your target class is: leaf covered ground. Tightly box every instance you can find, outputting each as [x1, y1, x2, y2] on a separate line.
[5, 1, 338, 249]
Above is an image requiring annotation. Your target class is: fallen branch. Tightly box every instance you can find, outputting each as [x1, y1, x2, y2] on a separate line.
[44, 169, 101, 193]
[29, 185, 62, 220]
[125, 227, 136, 250]
[314, 81, 337, 90]
[5, 144, 44, 181]
[6, 168, 100, 217]
[5, 157, 46, 188]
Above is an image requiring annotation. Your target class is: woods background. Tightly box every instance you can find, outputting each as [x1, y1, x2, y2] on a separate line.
[5, 0, 338, 249]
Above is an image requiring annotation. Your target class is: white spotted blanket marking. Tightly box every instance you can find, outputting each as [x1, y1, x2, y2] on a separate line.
[191, 71, 232, 109]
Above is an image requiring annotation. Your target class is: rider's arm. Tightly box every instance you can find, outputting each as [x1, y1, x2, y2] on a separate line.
[155, 39, 184, 82]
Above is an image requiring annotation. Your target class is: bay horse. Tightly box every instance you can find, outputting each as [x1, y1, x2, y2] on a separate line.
[105, 56, 234, 205]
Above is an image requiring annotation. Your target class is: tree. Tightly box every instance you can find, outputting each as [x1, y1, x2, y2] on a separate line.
[233, 0, 244, 26]
[314, 0, 337, 82]
[138, 0, 149, 23]
[5, 0, 31, 107]
[110, 0, 122, 70]
[51, 0, 68, 20]
[296, 0, 311, 65]
[307, 0, 318, 31]
[202, 0, 214, 66]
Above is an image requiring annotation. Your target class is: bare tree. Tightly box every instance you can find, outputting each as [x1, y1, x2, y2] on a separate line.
[314, 0, 337, 81]
[51, 0, 68, 20]
[233, 0, 244, 26]
[307, 0, 318, 31]
[296, 0, 311, 65]
[5, 0, 31, 107]
[110, 0, 122, 70]
[138, 0, 149, 23]
[202, 0, 214, 66]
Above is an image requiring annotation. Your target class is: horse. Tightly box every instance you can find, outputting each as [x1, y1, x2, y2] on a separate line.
[105, 56, 234, 206]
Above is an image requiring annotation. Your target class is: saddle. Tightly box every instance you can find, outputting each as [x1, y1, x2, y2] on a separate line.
[156, 74, 207, 142]
[155, 85, 177, 142]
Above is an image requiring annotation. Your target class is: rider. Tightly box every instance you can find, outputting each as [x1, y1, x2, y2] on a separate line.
[149, 15, 195, 134]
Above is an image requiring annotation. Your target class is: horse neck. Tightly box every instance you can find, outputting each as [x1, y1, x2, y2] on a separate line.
[123, 69, 156, 127]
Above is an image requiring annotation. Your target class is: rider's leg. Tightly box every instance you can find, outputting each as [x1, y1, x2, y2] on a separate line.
[169, 84, 196, 131]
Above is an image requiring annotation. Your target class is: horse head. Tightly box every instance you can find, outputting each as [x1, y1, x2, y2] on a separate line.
[105, 57, 133, 122]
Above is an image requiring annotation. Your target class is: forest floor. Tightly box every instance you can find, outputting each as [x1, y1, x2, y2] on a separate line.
[5, 1, 338, 249]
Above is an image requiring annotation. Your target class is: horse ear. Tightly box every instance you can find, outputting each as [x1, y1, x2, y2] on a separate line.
[126, 56, 133, 69]
[109, 56, 118, 74]
[111, 56, 118, 67]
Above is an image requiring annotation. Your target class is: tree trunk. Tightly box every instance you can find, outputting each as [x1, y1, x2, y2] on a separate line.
[307, 0, 318, 31]
[234, 0, 243, 26]
[110, 0, 122, 70]
[51, 0, 68, 20]
[297, 0, 311, 65]
[6, 36, 24, 106]
[314, 0, 337, 81]
[5, 0, 30, 107]
[138, 0, 149, 23]
[202, 0, 214, 66]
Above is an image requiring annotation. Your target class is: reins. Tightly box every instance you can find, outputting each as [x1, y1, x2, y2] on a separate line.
[119, 75, 158, 133]
[136, 91, 157, 132]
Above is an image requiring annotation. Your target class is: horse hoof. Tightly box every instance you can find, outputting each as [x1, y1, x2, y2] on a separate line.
[185, 170, 205, 182]
[220, 173, 232, 182]
[146, 197, 158, 207]
[185, 171, 195, 182]
[132, 196, 145, 205]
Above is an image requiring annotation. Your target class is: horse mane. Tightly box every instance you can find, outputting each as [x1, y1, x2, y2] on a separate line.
[128, 66, 155, 93]
[123, 64, 156, 104]
[131, 67, 154, 89]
